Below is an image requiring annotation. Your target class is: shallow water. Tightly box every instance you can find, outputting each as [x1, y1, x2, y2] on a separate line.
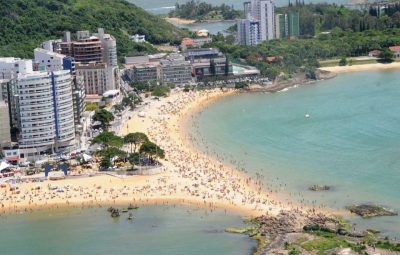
[193, 71, 400, 237]
[0, 205, 256, 255]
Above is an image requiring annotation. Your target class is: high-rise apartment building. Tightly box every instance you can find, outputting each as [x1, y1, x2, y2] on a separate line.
[274, 12, 300, 39]
[275, 14, 288, 39]
[238, 0, 275, 45]
[15, 70, 75, 158]
[287, 12, 300, 38]
[259, 0, 275, 41]
[55, 29, 119, 95]
[237, 18, 261, 46]
[0, 101, 11, 146]
[0, 58, 33, 80]
[34, 48, 86, 127]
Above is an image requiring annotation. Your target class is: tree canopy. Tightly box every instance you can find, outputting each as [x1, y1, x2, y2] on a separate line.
[139, 141, 165, 163]
[0, 0, 188, 60]
[92, 131, 123, 148]
[93, 109, 114, 130]
[124, 132, 149, 153]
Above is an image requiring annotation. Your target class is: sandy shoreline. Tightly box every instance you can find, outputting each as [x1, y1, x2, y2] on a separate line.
[165, 17, 196, 25]
[319, 61, 400, 73]
[1, 88, 345, 222]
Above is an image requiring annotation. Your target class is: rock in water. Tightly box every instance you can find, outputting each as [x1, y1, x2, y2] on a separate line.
[347, 204, 397, 218]
[308, 185, 331, 191]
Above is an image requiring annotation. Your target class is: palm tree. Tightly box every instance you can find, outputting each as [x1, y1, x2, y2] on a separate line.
[123, 132, 149, 153]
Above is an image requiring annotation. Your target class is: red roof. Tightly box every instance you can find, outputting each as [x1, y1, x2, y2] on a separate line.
[369, 50, 381, 54]
[389, 46, 400, 52]
[266, 56, 276, 62]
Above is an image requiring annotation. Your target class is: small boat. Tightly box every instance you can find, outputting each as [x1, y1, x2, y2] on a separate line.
[121, 208, 128, 213]
[128, 213, 134, 220]
[305, 114, 310, 118]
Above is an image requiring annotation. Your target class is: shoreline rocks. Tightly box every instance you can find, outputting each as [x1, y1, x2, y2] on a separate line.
[347, 204, 398, 218]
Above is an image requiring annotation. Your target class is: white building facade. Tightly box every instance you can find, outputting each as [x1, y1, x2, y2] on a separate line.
[237, 0, 275, 45]
[0, 58, 33, 79]
[34, 48, 66, 72]
[16, 70, 75, 159]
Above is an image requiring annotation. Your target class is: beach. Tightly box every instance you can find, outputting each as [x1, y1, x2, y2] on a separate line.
[0, 88, 341, 221]
[165, 17, 196, 25]
[319, 61, 400, 73]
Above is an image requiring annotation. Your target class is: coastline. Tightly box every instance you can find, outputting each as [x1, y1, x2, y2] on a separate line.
[165, 17, 196, 25]
[1, 88, 342, 222]
[165, 17, 235, 25]
[319, 61, 400, 73]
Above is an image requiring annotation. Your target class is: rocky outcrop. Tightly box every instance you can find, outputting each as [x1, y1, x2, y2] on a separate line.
[347, 204, 398, 218]
[309, 184, 331, 191]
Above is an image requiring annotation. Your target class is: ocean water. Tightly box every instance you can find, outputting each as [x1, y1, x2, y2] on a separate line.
[0, 205, 256, 255]
[193, 71, 400, 237]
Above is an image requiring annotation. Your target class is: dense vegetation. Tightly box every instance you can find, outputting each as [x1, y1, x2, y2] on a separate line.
[279, 1, 400, 36]
[211, 28, 400, 78]
[169, 0, 243, 21]
[93, 131, 164, 170]
[209, 2, 400, 78]
[0, 0, 188, 60]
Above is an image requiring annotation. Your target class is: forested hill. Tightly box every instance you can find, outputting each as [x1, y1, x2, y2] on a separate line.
[0, 0, 188, 60]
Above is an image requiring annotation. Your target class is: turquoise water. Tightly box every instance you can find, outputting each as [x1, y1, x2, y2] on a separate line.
[0, 206, 256, 255]
[193, 71, 400, 237]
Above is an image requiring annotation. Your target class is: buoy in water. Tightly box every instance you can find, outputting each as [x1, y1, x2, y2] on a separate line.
[305, 114, 310, 118]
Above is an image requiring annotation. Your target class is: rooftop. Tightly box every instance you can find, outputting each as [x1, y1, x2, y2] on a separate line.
[389, 46, 400, 51]
[34, 48, 66, 59]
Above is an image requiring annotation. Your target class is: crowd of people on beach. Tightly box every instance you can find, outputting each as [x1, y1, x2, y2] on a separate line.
[0, 89, 330, 220]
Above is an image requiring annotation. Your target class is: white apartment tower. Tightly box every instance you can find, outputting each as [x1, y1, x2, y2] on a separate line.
[16, 70, 75, 158]
[259, 0, 275, 41]
[238, 0, 275, 44]
[237, 18, 261, 46]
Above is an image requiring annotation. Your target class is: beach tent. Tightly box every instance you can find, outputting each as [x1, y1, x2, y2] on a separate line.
[44, 164, 54, 177]
[0, 161, 11, 172]
[82, 154, 92, 162]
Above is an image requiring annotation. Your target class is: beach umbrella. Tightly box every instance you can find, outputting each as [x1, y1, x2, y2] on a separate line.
[0, 161, 11, 172]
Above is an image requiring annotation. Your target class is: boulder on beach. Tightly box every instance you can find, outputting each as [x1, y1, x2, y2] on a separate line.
[347, 204, 398, 218]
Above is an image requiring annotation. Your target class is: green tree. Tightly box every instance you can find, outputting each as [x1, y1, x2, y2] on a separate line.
[100, 157, 112, 170]
[151, 86, 170, 97]
[124, 132, 149, 153]
[139, 141, 165, 164]
[378, 49, 394, 63]
[128, 152, 140, 166]
[93, 109, 114, 130]
[92, 131, 123, 148]
[339, 57, 347, 66]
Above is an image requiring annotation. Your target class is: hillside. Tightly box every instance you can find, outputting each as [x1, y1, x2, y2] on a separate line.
[0, 0, 188, 60]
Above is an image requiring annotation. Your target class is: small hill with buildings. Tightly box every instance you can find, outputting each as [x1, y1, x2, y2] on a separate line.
[0, 0, 188, 61]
